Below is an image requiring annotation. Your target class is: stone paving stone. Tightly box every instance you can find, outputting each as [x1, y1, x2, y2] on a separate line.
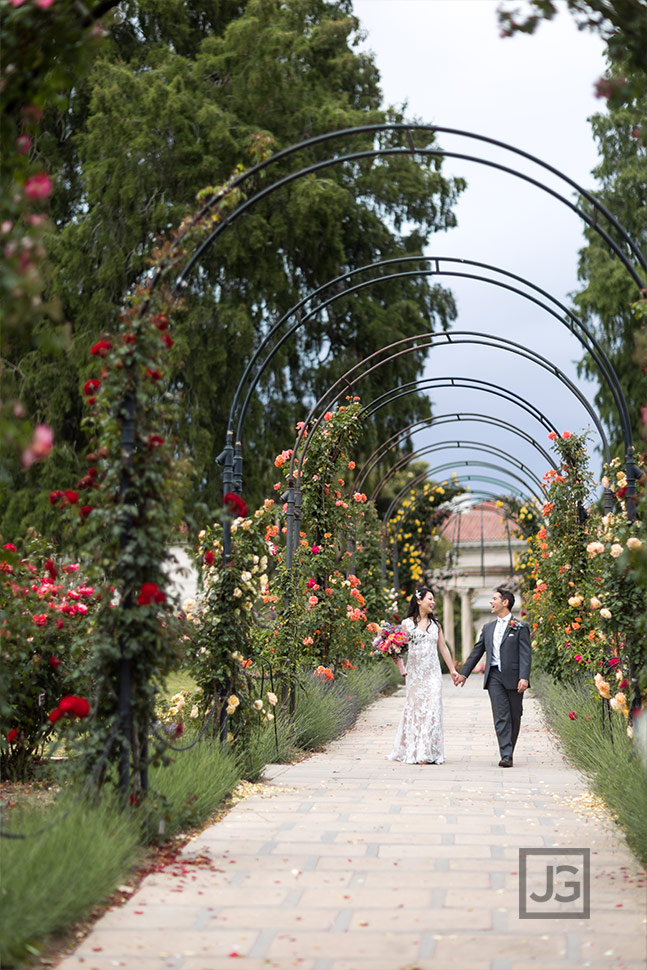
[55, 677, 646, 970]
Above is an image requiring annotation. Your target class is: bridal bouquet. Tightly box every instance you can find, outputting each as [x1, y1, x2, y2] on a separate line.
[372, 622, 408, 676]
[372, 622, 408, 659]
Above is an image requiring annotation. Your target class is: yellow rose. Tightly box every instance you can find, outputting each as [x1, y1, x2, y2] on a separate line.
[228, 695, 240, 708]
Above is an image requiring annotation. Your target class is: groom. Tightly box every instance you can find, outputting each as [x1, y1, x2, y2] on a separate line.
[455, 588, 531, 767]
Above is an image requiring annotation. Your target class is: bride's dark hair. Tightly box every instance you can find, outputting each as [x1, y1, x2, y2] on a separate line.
[406, 586, 440, 630]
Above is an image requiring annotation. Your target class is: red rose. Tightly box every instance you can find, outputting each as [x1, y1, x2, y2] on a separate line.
[49, 490, 63, 505]
[146, 368, 162, 381]
[48, 707, 62, 724]
[123, 333, 137, 345]
[83, 379, 101, 396]
[49, 656, 61, 670]
[223, 492, 248, 518]
[137, 582, 166, 606]
[57, 695, 90, 718]
[91, 340, 112, 357]
[3, 543, 17, 552]
[616, 486, 627, 499]
[80, 505, 93, 519]
[148, 434, 165, 448]
[64, 490, 79, 504]
[204, 550, 215, 566]
[44, 558, 57, 580]
[152, 313, 169, 331]
[161, 334, 174, 348]
[56, 619, 64, 629]
[568, 712, 577, 720]
[7, 728, 18, 743]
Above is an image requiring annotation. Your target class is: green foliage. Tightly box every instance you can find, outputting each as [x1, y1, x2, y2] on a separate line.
[517, 432, 647, 698]
[144, 738, 240, 842]
[290, 662, 399, 751]
[573, 83, 647, 449]
[1, 0, 465, 538]
[0, 791, 142, 968]
[532, 670, 647, 865]
[0, 0, 116, 484]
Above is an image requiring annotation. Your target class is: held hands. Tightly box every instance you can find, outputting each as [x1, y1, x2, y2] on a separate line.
[451, 670, 465, 687]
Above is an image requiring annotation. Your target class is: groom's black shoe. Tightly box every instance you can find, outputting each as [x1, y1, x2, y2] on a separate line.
[498, 757, 513, 767]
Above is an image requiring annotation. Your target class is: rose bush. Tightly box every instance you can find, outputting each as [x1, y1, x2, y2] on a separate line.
[517, 431, 646, 725]
[0, 536, 98, 779]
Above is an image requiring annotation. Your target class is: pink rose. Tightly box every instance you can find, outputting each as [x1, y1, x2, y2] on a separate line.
[24, 173, 53, 200]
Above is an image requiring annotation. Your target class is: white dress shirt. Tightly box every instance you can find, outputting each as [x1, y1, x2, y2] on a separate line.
[491, 613, 511, 669]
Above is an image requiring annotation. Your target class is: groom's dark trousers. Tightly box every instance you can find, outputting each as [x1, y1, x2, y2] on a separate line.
[460, 618, 531, 760]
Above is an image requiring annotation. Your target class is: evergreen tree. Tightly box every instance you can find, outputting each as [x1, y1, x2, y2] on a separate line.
[1, 0, 465, 538]
[574, 60, 647, 451]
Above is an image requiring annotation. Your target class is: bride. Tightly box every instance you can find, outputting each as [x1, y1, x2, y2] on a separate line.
[388, 586, 459, 765]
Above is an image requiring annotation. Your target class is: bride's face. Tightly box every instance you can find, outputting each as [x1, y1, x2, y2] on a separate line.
[419, 591, 435, 613]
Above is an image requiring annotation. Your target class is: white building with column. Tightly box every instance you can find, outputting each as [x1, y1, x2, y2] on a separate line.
[429, 503, 525, 664]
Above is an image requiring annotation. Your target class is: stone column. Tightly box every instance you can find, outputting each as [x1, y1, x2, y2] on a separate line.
[460, 590, 474, 662]
[442, 590, 455, 660]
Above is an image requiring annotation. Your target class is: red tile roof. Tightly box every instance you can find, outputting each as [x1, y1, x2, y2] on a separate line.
[440, 503, 519, 543]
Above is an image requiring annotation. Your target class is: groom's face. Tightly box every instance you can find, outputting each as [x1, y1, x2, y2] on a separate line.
[490, 591, 507, 615]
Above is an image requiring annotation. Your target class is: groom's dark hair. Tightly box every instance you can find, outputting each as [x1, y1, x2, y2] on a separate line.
[496, 587, 515, 611]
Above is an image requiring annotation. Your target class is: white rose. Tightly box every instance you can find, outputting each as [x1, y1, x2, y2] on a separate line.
[260, 556, 268, 571]
[266, 712, 275, 721]
[241, 571, 252, 583]
[233, 587, 243, 598]
[253, 555, 259, 564]
[610, 544, 623, 558]
[226, 705, 236, 716]
[253, 699, 263, 711]
[260, 574, 268, 586]
[589, 596, 601, 609]
[600, 608, 612, 619]
[242, 520, 252, 531]
[190, 705, 199, 718]
[601, 476, 610, 489]
[267, 691, 278, 706]
[198, 529, 206, 539]
[627, 537, 642, 550]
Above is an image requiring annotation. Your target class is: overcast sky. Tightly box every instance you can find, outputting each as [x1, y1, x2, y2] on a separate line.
[353, 0, 609, 502]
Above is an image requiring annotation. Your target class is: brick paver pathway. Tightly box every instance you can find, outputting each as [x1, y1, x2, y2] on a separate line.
[56, 676, 646, 970]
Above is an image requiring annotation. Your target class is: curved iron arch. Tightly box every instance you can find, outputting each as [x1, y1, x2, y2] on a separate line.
[382, 483, 526, 586]
[176, 124, 646, 291]
[372, 443, 545, 505]
[290, 331, 610, 483]
[382, 466, 533, 530]
[228, 256, 630, 456]
[356, 413, 554, 490]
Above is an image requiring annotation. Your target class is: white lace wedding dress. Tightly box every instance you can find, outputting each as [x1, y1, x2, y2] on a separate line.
[387, 616, 445, 764]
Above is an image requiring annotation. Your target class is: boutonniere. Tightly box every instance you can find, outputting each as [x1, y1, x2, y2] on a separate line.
[508, 618, 519, 630]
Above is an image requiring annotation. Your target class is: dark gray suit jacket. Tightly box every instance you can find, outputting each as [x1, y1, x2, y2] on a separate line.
[461, 616, 531, 690]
